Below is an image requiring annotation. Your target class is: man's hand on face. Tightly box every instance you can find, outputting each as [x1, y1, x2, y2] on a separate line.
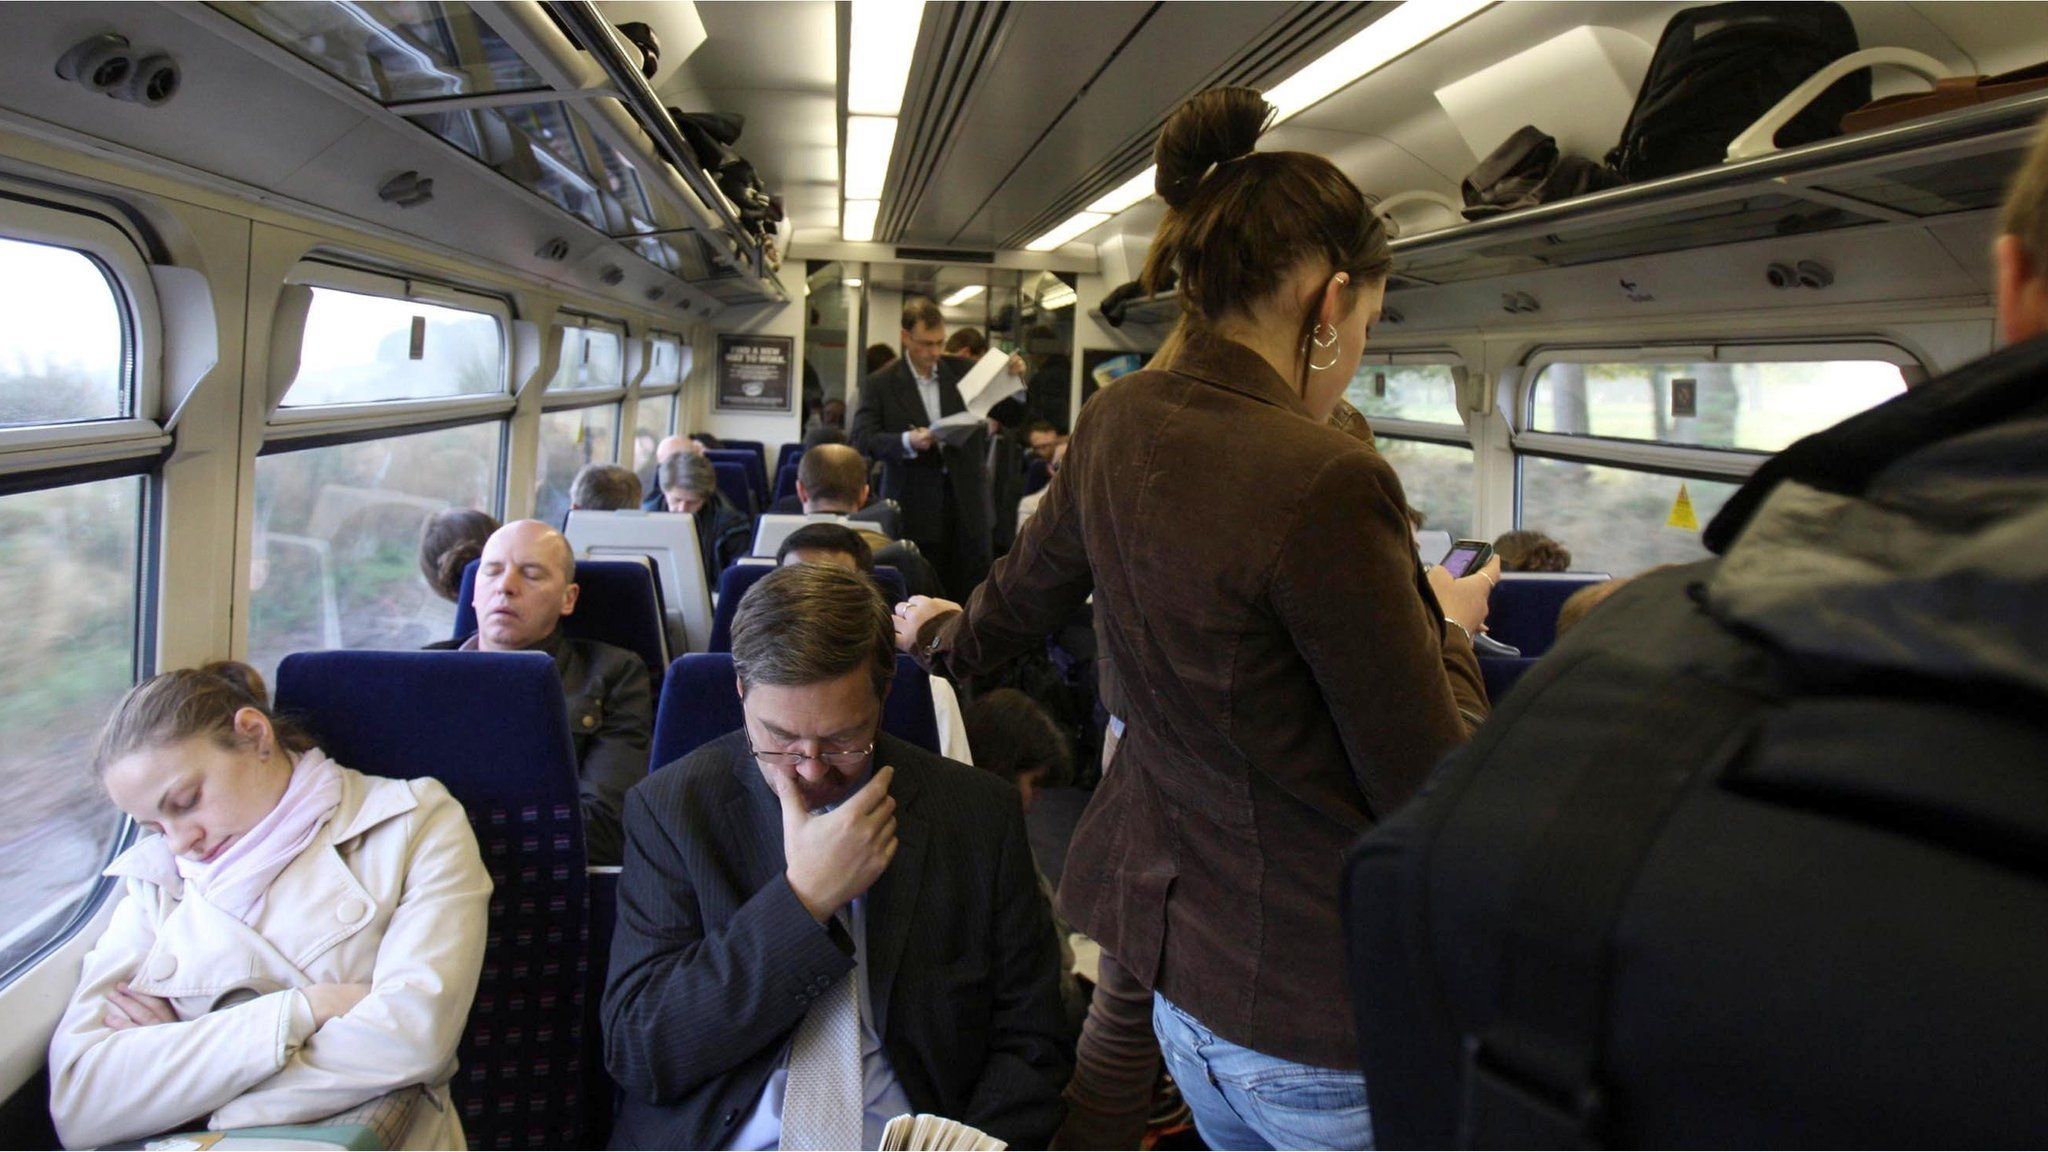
[774, 764, 899, 923]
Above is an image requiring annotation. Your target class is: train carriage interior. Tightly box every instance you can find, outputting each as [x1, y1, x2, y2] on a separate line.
[3, 0, 2047, 1147]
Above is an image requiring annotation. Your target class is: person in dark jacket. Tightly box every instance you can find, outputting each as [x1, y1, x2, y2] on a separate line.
[657, 450, 752, 586]
[426, 519, 650, 865]
[892, 87, 1498, 1150]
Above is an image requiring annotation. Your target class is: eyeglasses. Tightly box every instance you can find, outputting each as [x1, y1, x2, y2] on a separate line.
[748, 742, 874, 769]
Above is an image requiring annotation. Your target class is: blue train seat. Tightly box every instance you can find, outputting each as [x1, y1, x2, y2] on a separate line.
[710, 459, 754, 517]
[274, 650, 589, 1150]
[774, 460, 800, 504]
[1486, 573, 1611, 657]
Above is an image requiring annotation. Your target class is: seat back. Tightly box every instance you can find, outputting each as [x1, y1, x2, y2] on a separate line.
[274, 650, 588, 1150]
[775, 441, 802, 478]
[456, 558, 672, 687]
[707, 448, 767, 510]
[722, 439, 768, 473]
[1487, 572, 1612, 657]
[1415, 530, 1454, 567]
[753, 512, 845, 558]
[872, 565, 906, 605]
[651, 652, 942, 770]
[774, 460, 800, 504]
[1479, 654, 1542, 704]
[562, 510, 716, 653]
[709, 563, 907, 651]
[710, 459, 754, 516]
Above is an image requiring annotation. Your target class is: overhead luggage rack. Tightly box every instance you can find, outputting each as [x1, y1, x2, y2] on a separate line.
[207, 0, 785, 308]
[1386, 89, 2048, 288]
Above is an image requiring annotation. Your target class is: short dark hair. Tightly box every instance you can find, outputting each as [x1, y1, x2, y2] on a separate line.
[419, 508, 500, 602]
[865, 344, 897, 375]
[799, 444, 868, 507]
[731, 564, 895, 702]
[962, 689, 1074, 791]
[570, 463, 642, 511]
[776, 522, 874, 571]
[901, 296, 943, 331]
[945, 327, 989, 357]
[1024, 419, 1059, 439]
[688, 431, 723, 450]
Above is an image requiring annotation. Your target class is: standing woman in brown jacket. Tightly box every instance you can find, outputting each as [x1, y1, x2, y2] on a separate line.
[895, 87, 1496, 1149]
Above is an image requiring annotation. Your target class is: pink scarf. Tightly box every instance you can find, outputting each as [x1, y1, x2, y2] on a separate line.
[175, 748, 344, 924]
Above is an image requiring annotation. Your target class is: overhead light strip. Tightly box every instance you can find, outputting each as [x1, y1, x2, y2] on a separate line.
[844, 199, 881, 243]
[941, 284, 985, 307]
[1030, 0, 1493, 252]
[843, 0, 927, 241]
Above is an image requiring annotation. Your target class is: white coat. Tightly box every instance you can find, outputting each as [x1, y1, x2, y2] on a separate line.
[48, 763, 490, 1150]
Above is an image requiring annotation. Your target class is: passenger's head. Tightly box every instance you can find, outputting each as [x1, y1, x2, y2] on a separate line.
[797, 443, 870, 513]
[418, 507, 500, 603]
[1494, 530, 1573, 573]
[1555, 577, 1630, 639]
[822, 397, 847, 427]
[1024, 420, 1063, 462]
[901, 296, 946, 378]
[777, 522, 875, 573]
[654, 434, 696, 465]
[962, 688, 1073, 813]
[731, 564, 896, 810]
[472, 519, 578, 652]
[803, 422, 852, 450]
[1997, 113, 2048, 344]
[659, 451, 718, 516]
[94, 661, 318, 863]
[1142, 87, 1391, 421]
[945, 327, 989, 358]
[865, 343, 898, 376]
[689, 431, 724, 451]
[570, 462, 642, 511]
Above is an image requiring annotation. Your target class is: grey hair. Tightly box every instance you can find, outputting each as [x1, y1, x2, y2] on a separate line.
[658, 450, 715, 497]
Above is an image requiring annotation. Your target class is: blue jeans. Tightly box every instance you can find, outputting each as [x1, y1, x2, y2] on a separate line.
[1152, 993, 1375, 1150]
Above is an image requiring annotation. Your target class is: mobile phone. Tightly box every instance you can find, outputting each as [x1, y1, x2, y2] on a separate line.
[1435, 539, 1494, 578]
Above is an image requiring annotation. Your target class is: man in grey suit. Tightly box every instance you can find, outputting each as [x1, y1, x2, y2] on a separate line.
[852, 296, 994, 595]
[601, 564, 1071, 1149]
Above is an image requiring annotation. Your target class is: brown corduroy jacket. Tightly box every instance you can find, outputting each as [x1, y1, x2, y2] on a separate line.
[919, 329, 1487, 1070]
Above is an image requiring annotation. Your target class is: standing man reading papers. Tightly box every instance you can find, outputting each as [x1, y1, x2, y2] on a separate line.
[601, 564, 1071, 1150]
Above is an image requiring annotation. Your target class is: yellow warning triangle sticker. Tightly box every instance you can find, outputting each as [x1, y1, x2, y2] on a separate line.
[1667, 482, 1701, 531]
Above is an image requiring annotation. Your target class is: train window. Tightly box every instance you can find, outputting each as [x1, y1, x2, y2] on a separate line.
[535, 404, 620, 525]
[0, 236, 127, 427]
[247, 422, 503, 680]
[634, 394, 677, 471]
[1518, 456, 1740, 575]
[282, 286, 506, 407]
[547, 322, 626, 392]
[1346, 362, 1461, 426]
[0, 474, 144, 979]
[1379, 438, 1475, 540]
[1527, 356, 1908, 453]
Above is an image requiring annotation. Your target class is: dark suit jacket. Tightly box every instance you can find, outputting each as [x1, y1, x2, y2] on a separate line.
[602, 731, 1071, 1149]
[851, 357, 991, 577]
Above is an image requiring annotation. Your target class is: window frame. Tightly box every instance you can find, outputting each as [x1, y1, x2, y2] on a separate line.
[544, 313, 630, 404]
[264, 260, 516, 446]
[1350, 350, 1470, 446]
[0, 192, 168, 477]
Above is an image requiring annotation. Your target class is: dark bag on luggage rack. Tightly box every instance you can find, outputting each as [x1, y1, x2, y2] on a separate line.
[1608, 1, 1869, 182]
[1342, 335, 2048, 1148]
[1460, 126, 1623, 219]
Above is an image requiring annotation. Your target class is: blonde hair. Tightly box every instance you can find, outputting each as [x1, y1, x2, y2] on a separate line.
[2000, 113, 2048, 270]
[92, 661, 314, 778]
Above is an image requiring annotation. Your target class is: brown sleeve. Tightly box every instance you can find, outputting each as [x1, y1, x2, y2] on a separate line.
[1269, 450, 1479, 816]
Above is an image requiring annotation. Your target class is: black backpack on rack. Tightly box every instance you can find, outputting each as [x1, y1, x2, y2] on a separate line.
[1607, 1, 1868, 182]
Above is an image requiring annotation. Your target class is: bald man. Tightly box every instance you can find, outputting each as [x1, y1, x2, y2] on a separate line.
[428, 520, 651, 864]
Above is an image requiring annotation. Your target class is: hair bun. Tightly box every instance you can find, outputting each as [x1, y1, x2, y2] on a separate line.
[198, 660, 270, 708]
[1153, 87, 1273, 210]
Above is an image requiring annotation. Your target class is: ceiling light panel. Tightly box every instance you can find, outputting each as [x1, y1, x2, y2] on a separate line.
[1266, 0, 1493, 123]
[941, 284, 985, 307]
[1087, 166, 1159, 216]
[843, 199, 880, 243]
[849, 0, 928, 117]
[844, 116, 898, 199]
[1027, 212, 1111, 252]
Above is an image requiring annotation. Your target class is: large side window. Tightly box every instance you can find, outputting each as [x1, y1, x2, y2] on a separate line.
[631, 332, 686, 475]
[254, 264, 513, 680]
[1347, 359, 1474, 539]
[0, 199, 155, 984]
[535, 404, 619, 525]
[1517, 346, 1913, 574]
[546, 318, 626, 392]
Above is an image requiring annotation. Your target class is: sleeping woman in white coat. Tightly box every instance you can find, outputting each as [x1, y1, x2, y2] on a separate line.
[47, 662, 491, 1149]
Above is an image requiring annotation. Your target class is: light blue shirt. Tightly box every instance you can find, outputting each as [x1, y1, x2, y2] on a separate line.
[900, 363, 943, 458]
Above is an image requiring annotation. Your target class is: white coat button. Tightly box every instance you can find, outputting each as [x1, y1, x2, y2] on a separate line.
[147, 953, 176, 981]
[337, 898, 368, 923]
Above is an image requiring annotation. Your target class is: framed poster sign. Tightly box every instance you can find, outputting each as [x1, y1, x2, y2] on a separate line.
[715, 333, 794, 412]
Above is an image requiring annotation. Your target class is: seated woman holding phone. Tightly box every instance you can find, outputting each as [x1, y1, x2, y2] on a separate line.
[48, 662, 489, 1149]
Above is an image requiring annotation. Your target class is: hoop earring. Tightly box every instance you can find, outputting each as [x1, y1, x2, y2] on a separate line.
[1301, 322, 1341, 372]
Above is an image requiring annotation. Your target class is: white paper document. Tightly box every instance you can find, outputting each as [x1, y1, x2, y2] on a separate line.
[954, 347, 1025, 419]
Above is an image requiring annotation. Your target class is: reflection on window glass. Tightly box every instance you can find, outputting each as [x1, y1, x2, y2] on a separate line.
[1378, 438, 1474, 540]
[284, 286, 503, 407]
[1346, 363, 1461, 426]
[248, 423, 502, 681]
[634, 394, 676, 471]
[0, 237, 125, 428]
[548, 326, 625, 391]
[1518, 456, 1739, 576]
[1529, 359, 1907, 452]
[646, 338, 685, 389]
[214, 1, 545, 104]
[536, 405, 618, 525]
[0, 476, 140, 977]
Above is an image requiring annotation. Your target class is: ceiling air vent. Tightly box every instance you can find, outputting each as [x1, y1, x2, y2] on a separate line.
[645, 287, 665, 302]
[600, 265, 626, 286]
[536, 237, 571, 262]
[377, 171, 433, 208]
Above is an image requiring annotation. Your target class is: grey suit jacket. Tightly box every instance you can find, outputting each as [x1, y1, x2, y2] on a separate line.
[601, 730, 1072, 1149]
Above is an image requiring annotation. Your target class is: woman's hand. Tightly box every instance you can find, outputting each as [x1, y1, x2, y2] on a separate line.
[103, 982, 175, 1031]
[1426, 555, 1501, 638]
[301, 982, 373, 1028]
[893, 596, 962, 653]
